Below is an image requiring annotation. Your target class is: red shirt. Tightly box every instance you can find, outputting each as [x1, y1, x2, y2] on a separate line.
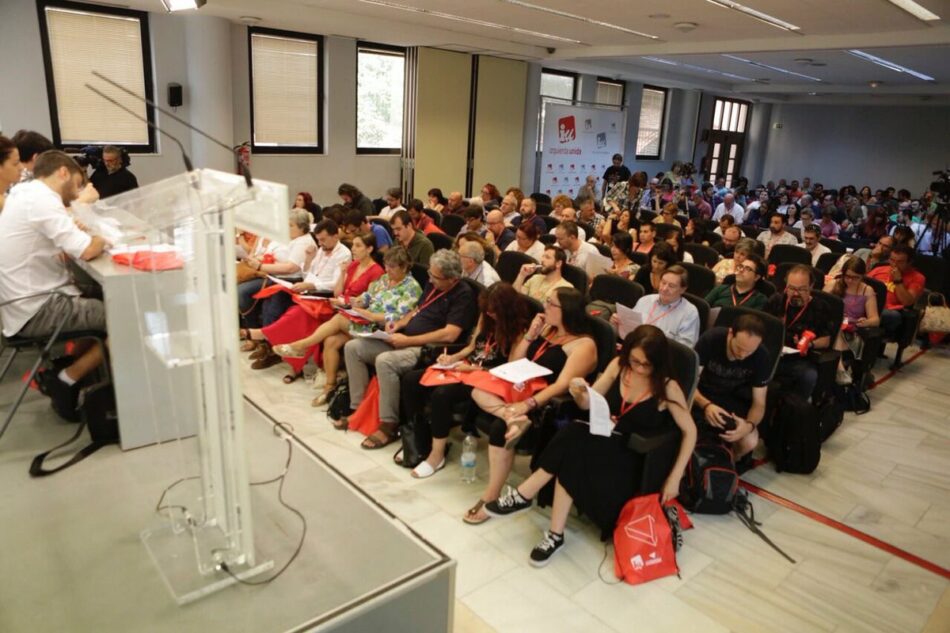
[868, 265, 925, 310]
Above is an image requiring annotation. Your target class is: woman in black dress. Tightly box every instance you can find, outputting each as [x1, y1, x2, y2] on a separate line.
[485, 325, 697, 566]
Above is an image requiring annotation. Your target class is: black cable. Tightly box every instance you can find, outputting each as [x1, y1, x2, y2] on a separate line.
[597, 541, 622, 585]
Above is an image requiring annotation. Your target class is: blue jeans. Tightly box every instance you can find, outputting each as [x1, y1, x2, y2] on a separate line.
[238, 279, 268, 328]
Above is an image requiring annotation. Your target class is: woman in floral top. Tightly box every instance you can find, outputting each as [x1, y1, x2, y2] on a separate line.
[274, 246, 421, 405]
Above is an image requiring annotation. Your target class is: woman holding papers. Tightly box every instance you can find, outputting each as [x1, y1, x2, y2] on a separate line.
[400, 283, 531, 478]
[484, 326, 696, 566]
[463, 287, 597, 525]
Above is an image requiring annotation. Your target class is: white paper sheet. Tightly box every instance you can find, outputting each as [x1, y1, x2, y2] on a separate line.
[615, 303, 643, 339]
[587, 385, 613, 437]
[296, 294, 328, 301]
[781, 346, 799, 355]
[353, 330, 392, 341]
[489, 358, 553, 383]
[266, 275, 294, 289]
[432, 360, 461, 370]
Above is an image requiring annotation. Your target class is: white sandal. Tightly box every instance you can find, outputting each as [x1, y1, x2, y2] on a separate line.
[411, 458, 445, 479]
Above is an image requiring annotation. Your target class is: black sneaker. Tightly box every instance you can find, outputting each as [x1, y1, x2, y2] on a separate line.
[37, 370, 81, 422]
[529, 531, 564, 567]
[485, 487, 532, 516]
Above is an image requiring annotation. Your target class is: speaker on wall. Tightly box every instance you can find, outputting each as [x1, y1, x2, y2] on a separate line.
[167, 83, 183, 108]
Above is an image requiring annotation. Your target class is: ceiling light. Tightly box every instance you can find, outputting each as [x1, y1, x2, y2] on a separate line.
[869, 81, 882, 88]
[847, 50, 935, 81]
[642, 56, 753, 81]
[723, 54, 822, 81]
[238, 16, 262, 24]
[794, 57, 813, 64]
[160, 0, 205, 11]
[356, 0, 583, 44]
[704, 0, 801, 32]
[499, 0, 659, 39]
[885, 0, 941, 21]
[673, 22, 698, 32]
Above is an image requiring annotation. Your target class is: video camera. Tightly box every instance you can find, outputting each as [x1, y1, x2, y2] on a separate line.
[71, 145, 131, 171]
[931, 169, 949, 202]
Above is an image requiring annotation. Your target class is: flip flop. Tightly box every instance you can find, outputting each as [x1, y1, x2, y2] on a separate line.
[411, 458, 445, 479]
[282, 371, 303, 384]
[463, 499, 491, 525]
[273, 343, 307, 359]
[360, 427, 397, 449]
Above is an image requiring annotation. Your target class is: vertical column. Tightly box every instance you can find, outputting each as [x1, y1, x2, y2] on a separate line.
[184, 15, 233, 171]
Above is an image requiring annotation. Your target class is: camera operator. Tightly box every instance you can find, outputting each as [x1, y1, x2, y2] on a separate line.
[90, 145, 138, 198]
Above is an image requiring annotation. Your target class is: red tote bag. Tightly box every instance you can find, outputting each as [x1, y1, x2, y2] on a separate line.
[347, 376, 381, 437]
[613, 493, 679, 586]
[459, 370, 547, 403]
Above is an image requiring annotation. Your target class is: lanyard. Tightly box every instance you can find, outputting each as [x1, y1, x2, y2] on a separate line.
[531, 331, 559, 362]
[783, 296, 811, 329]
[731, 284, 755, 307]
[417, 282, 456, 314]
[646, 298, 682, 325]
[617, 373, 651, 420]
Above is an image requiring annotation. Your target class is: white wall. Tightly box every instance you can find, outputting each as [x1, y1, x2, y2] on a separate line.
[755, 104, 950, 192]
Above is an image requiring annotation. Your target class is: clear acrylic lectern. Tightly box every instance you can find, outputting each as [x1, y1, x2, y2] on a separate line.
[79, 169, 289, 604]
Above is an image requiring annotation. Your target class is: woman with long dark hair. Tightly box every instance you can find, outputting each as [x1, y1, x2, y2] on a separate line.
[824, 256, 879, 384]
[485, 325, 696, 565]
[427, 188, 447, 213]
[608, 232, 639, 279]
[463, 287, 597, 525]
[634, 241, 677, 292]
[400, 283, 532, 478]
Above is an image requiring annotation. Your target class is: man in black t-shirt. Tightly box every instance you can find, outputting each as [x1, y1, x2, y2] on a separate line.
[343, 249, 476, 449]
[600, 153, 631, 199]
[693, 314, 770, 457]
[765, 265, 835, 400]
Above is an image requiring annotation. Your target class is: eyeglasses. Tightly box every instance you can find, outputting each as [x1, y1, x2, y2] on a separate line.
[735, 264, 757, 274]
[630, 357, 652, 370]
[428, 271, 447, 281]
[786, 284, 811, 294]
[843, 273, 863, 281]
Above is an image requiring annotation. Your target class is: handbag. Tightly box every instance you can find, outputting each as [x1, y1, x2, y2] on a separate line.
[346, 376, 381, 437]
[237, 261, 265, 283]
[613, 493, 679, 586]
[919, 294, 950, 334]
[395, 413, 432, 469]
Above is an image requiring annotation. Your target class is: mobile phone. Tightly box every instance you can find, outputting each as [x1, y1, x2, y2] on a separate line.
[720, 414, 737, 431]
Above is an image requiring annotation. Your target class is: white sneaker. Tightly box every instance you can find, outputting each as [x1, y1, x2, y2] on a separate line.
[836, 368, 853, 385]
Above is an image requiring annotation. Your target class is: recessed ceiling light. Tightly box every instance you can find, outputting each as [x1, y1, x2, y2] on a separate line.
[499, 0, 659, 39]
[642, 56, 753, 81]
[807, 91, 818, 95]
[673, 22, 698, 32]
[356, 0, 584, 44]
[722, 54, 822, 81]
[885, 0, 941, 21]
[161, 0, 205, 11]
[794, 57, 813, 64]
[869, 80, 883, 88]
[238, 16, 262, 24]
[648, 13, 670, 19]
[704, 0, 801, 32]
[847, 50, 935, 81]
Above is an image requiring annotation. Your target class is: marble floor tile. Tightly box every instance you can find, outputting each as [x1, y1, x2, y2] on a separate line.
[454, 600, 496, 633]
[922, 586, 950, 633]
[809, 469, 931, 525]
[844, 504, 950, 570]
[916, 503, 950, 541]
[348, 466, 443, 523]
[871, 557, 949, 618]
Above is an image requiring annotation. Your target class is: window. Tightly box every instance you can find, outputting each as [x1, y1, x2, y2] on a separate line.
[712, 97, 749, 133]
[37, 0, 155, 152]
[248, 27, 323, 153]
[705, 97, 751, 188]
[596, 79, 625, 106]
[635, 85, 668, 160]
[357, 44, 405, 154]
[540, 70, 577, 100]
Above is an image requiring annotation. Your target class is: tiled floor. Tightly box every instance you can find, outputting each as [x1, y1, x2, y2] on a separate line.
[240, 343, 950, 633]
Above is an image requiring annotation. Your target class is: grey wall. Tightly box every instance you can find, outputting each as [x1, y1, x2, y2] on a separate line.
[754, 104, 950, 192]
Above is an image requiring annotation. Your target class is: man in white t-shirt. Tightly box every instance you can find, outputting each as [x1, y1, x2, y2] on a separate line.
[799, 224, 830, 267]
[0, 150, 109, 418]
[713, 193, 745, 225]
[757, 212, 799, 257]
[554, 220, 598, 270]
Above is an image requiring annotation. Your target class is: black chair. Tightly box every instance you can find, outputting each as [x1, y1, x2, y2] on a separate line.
[768, 244, 812, 266]
[705, 231, 722, 245]
[536, 202, 553, 216]
[423, 208, 443, 227]
[638, 210, 657, 224]
[740, 224, 760, 239]
[589, 275, 644, 310]
[440, 214, 466, 238]
[410, 263, 429, 289]
[428, 232, 454, 252]
[914, 254, 947, 294]
[561, 263, 589, 295]
[530, 192, 551, 205]
[540, 215, 560, 232]
[721, 274, 776, 298]
[594, 242, 612, 258]
[371, 218, 394, 239]
[372, 198, 387, 213]
[578, 222, 595, 242]
[539, 234, 557, 246]
[682, 262, 717, 298]
[713, 307, 786, 380]
[820, 238, 847, 254]
[460, 277, 486, 299]
[496, 251, 536, 284]
[786, 227, 801, 241]
[631, 251, 649, 266]
[751, 240, 766, 257]
[815, 251, 841, 275]
[683, 243, 720, 268]
[684, 293, 711, 333]
[587, 315, 618, 379]
[522, 294, 544, 318]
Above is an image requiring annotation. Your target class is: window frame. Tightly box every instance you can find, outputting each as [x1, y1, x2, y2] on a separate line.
[355, 41, 406, 156]
[36, 0, 157, 153]
[635, 84, 668, 161]
[247, 26, 325, 155]
[595, 77, 626, 107]
[540, 68, 578, 101]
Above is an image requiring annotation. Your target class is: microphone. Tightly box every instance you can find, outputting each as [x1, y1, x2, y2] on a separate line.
[85, 84, 195, 174]
[91, 71, 253, 188]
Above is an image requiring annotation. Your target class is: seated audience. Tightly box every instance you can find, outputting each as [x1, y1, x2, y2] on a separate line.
[504, 222, 545, 262]
[832, 234, 893, 276]
[799, 224, 830, 267]
[712, 225, 742, 259]
[407, 198, 445, 236]
[515, 245, 573, 302]
[765, 265, 835, 400]
[555, 220, 598, 269]
[462, 206, 487, 237]
[464, 287, 597, 525]
[656, 202, 683, 229]
[459, 239, 500, 286]
[634, 241, 678, 293]
[89, 145, 138, 198]
[498, 193, 520, 225]
[577, 198, 604, 234]
[713, 193, 745, 225]
[823, 257, 879, 384]
[607, 233, 640, 279]
[792, 208, 815, 230]
[427, 188, 447, 214]
[692, 189, 712, 220]
[376, 187, 406, 221]
[338, 183, 375, 217]
[758, 212, 799, 257]
[713, 213, 736, 236]
[633, 220, 657, 254]
[479, 183, 502, 206]
[391, 209, 434, 266]
[342, 249, 476, 449]
[692, 314, 769, 459]
[400, 283, 531, 477]
[293, 192, 322, 226]
[663, 229, 694, 263]
[867, 244, 926, 338]
[819, 208, 840, 239]
[705, 253, 768, 310]
[341, 209, 392, 252]
[511, 197, 547, 236]
[628, 265, 700, 346]
[550, 206, 587, 241]
[443, 191, 467, 216]
[485, 209, 516, 255]
[600, 205, 634, 245]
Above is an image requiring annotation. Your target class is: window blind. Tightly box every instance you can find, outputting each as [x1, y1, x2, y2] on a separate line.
[636, 87, 667, 157]
[251, 33, 320, 148]
[596, 81, 624, 106]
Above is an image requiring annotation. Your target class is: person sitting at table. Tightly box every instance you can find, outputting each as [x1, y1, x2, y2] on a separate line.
[633, 241, 677, 293]
[483, 326, 695, 566]
[400, 283, 531, 478]
[463, 287, 597, 525]
[823, 256, 879, 385]
[238, 208, 315, 354]
[504, 222, 545, 262]
[705, 253, 768, 311]
[0, 150, 109, 419]
[241, 232, 384, 384]
[248, 219, 351, 369]
[342, 249, 477, 448]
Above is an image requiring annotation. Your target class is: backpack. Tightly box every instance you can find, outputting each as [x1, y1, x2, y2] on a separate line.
[766, 392, 821, 474]
[613, 494, 680, 585]
[835, 382, 870, 416]
[815, 392, 845, 442]
[679, 441, 739, 514]
[326, 381, 350, 422]
[30, 381, 119, 477]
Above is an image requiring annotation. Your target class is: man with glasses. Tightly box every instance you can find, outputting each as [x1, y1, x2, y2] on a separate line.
[89, 145, 138, 198]
[484, 209, 515, 255]
[705, 253, 768, 311]
[514, 245, 572, 303]
[867, 244, 926, 338]
[342, 210, 392, 253]
[459, 240, 500, 287]
[799, 224, 830, 267]
[693, 314, 770, 460]
[766, 265, 835, 400]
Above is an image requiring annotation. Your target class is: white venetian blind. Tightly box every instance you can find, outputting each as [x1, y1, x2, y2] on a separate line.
[45, 7, 150, 145]
[636, 87, 667, 158]
[596, 81, 624, 106]
[251, 33, 320, 148]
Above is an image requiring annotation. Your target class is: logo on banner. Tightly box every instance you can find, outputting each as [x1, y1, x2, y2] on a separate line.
[624, 515, 658, 547]
[558, 116, 576, 143]
[596, 132, 607, 148]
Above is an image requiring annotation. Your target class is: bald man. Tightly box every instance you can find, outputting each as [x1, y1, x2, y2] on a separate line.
[484, 209, 515, 254]
[444, 191, 466, 215]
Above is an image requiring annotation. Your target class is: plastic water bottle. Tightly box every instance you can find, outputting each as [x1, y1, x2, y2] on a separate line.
[460, 434, 477, 483]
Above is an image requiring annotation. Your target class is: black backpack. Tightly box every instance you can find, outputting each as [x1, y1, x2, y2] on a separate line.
[766, 392, 821, 474]
[835, 382, 870, 416]
[326, 381, 350, 421]
[679, 441, 739, 514]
